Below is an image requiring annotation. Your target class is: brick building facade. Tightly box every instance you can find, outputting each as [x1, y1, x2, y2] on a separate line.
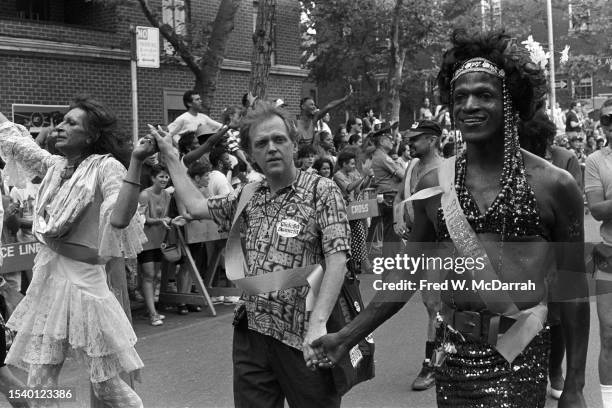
[0, 0, 307, 138]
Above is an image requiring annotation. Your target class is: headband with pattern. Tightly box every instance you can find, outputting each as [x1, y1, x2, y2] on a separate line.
[451, 57, 506, 84]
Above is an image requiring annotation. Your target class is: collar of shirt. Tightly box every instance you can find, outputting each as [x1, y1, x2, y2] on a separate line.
[257, 169, 307, 201]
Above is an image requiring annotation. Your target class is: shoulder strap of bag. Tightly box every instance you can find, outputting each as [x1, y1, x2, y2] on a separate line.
[224, 180, 324, 310]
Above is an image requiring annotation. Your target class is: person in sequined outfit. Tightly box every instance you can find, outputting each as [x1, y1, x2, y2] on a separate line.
[312, 29, 589, 408]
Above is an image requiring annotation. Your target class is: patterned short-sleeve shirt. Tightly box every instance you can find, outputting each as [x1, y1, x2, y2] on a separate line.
[208, 170, 351, 350]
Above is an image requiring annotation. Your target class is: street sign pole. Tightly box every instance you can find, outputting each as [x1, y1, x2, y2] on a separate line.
[130, 25, 139, 145]
[547, 0, 556, 112]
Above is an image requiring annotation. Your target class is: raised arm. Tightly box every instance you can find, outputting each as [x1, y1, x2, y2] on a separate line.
[110, 136, 156, 228]
[182, 125, 230, 167]
[314, 92, 352, 122]
[150, 125, 211, 219]
[0, 113, 56, 180]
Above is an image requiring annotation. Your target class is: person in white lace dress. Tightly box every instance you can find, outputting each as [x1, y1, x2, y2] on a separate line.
[0, 96, 156, 408]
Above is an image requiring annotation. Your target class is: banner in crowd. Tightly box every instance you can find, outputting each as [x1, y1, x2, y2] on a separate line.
[0, 241, 41, 273]
[12, 104, 69, 135]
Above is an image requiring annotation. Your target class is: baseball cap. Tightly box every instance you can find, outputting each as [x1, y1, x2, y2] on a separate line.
[404, 120, 442, 138]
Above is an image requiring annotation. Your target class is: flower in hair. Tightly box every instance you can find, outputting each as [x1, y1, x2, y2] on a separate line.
[521, 35, 549, 70]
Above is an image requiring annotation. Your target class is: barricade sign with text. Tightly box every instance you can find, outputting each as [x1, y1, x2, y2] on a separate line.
[0, 241, 40, 273]
[347, 199, 379, 220]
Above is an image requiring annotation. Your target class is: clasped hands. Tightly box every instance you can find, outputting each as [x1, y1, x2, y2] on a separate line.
[302, 326, 348, 371]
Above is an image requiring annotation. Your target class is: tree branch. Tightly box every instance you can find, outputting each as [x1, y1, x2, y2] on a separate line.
[135, 0, 201, 75]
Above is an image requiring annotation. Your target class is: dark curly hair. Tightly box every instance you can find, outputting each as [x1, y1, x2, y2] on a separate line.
[437, 29, 547, 121]
[69, 95, 132, 167]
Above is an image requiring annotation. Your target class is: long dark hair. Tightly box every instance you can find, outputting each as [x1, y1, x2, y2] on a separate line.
[70, 95, 132, 167]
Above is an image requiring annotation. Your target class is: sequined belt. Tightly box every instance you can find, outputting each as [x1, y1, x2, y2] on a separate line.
[442, 309, 516, 345]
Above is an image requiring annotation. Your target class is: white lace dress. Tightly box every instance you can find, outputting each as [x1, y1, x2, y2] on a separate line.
[0, 122, 146, 383]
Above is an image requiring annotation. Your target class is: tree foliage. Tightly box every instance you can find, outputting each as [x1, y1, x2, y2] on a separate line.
[301, 0, 448, 120]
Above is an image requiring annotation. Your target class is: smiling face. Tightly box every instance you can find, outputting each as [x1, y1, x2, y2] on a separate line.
[319, 162, 332, 178]
[249, 115, 297, 178]
[151, 170, 169, 189]
[301, 98, 317, 117]
[408, 133, 433, 159]
[55, 108, 91, 156]
[452, 72, 504, 144]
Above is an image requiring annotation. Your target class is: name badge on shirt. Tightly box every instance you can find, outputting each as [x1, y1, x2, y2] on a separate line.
[277, 219, 301, 238]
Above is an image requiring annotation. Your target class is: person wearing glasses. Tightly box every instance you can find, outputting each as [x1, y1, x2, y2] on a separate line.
[585, 99, 612, 408]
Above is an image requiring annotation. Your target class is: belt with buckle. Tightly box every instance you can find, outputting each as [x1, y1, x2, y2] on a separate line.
[443, 309, 515, 345]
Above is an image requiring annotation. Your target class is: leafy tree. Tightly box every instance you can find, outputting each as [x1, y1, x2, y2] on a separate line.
[302, 0, 451, 123]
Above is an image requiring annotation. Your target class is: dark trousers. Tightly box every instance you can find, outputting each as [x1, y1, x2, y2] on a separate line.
[233, 319, 340, 408]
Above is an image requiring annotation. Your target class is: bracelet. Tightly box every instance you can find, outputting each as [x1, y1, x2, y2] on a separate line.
[123, 179, 141, 187]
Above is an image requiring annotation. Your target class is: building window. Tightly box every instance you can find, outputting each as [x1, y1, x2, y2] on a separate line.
[573, 75, 593, 100]
[16, 0, 51, 21]
[252, 1, 275, 65]
[162, 0, 186, 55]
[569, 1, 590, 33]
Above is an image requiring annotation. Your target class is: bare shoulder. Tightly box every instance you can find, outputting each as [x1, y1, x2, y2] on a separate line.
[522, 150, 582, 231]
[522, 149, 579, 196]
[415, 167, 439, 192]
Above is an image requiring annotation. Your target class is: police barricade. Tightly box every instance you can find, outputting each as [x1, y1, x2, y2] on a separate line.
[0, 241, 41, 273]
[184, 219, 241, 299]
[346, 199, 379, 220]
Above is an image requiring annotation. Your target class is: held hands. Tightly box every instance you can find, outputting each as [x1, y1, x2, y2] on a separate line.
[308, 332, 350, 370]
[132, 134, 158, 161]
[147, 124, 178, 159]
[303, 324, 328, 371]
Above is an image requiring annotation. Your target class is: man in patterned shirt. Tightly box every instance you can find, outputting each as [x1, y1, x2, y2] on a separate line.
[151, 102, 351, 407]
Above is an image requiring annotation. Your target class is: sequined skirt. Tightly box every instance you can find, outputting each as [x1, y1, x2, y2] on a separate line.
[435, 327, 550, 408]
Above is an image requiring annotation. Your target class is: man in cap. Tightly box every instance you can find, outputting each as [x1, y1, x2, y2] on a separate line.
[393, 120, 443, 391]
[168, 90, 222, 145]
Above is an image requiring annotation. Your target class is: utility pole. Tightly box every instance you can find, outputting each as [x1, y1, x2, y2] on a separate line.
[546, 0, 556, 111]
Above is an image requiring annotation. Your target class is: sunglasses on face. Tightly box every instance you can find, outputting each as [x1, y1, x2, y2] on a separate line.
[601, 114, 612, 127]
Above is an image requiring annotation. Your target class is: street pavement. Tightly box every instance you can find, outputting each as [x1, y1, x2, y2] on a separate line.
[0, 214, 605, 407]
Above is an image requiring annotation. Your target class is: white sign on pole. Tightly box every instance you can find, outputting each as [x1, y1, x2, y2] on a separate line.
[555, 80, 567, 89]
[136, 26, 160, 68]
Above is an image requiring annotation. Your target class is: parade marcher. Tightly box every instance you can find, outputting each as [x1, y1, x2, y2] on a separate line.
[584, 99, 612, 408]
[0, 96, 154, 407]
[296, 93, 351, 146]
[393, 120, 443, 391]
[168, 90, 222, 145]
[137, 164, 172, 326]
[312, 30, 589, 408]
[150, 102, 351, 407]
